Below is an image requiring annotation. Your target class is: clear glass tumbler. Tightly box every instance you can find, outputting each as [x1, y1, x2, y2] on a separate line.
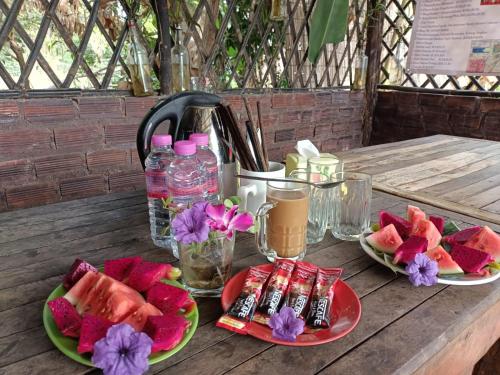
[178, 233, 234, 297]
[330, 172, 372, 241]
[289, 169, 330, 244]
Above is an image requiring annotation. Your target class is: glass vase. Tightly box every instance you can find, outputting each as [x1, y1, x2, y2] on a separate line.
[178, 233, 235, 297]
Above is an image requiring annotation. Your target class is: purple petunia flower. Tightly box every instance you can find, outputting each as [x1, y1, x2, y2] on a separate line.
[268, 306, 305, 342]
[405, 253, 439, 287]
[92, 323, 153, 375]
[205, 204, 254, 240]
[171, 205, 210, 245]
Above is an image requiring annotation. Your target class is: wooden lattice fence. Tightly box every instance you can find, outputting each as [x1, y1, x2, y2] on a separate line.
[0, 0, 368, 94]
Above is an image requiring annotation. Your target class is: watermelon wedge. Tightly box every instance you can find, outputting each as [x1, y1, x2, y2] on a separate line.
[411, 219, 442, 250]
[443, 226, 481, 246]
[379, 211, 412, 239]
[407, 205, 425, 231]
[426, 246, 463, 275]
[366, 224, 403, 254]
[464, 226, 500, 262]
[393, 236, 428, 265]
[450, 244, 494, 273]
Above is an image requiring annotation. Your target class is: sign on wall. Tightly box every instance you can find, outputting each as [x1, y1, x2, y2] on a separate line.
[407, 0, 500, 75]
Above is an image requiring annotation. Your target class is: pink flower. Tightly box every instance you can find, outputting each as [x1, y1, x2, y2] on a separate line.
[205, 204, 253, 239]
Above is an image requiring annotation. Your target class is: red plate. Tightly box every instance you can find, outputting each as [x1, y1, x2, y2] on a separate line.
[220, 264, 362, 346]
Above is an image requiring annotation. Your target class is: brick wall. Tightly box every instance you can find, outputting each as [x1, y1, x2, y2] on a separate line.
[0, 89, 364, 211]
[371, 90, 500, 144]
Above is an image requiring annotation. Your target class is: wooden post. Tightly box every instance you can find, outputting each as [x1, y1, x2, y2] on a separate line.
[362, 0, 386, 146]
[152, 0, 172, 95]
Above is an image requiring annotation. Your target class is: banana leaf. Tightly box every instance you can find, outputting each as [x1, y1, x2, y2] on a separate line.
[308, 0, 349, 64]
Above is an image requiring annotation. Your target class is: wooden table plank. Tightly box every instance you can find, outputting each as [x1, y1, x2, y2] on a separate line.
[339, 135, 500, 225]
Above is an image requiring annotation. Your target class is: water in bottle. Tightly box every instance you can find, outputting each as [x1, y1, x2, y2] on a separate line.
[145, 134, 174, 248]
[167, 140, 208, 257]
[189, 133, 221, 203]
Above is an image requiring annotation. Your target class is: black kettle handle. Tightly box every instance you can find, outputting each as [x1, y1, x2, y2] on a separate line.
[136, 91, 222, 169]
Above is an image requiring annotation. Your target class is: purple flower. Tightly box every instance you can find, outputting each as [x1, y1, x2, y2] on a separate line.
[171, 205, 210, 245]
[405, 253, 439, 287]
[268, 306, 305, 342]
[92, 323, 153, 375]
[205, 204, 254, 239]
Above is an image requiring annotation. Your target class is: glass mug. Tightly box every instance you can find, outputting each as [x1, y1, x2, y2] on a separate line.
[289, 169, 330, 244]
[255, 181, 309, 262]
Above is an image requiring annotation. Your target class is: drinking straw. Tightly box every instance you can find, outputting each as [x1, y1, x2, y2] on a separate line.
[256, 101, 269, 171]
[246, 120, 264, 171]
[242, 97, 266, 171]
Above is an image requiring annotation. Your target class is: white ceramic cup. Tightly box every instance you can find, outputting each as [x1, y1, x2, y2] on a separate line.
[237, 161, 286, 214]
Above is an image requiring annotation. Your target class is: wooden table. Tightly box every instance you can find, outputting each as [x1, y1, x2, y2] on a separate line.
[339, 135, 500, 225]
[1, 189, 499, 375]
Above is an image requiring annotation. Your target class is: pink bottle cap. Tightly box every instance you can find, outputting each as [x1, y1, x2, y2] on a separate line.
[174, 140, 196, 155]
[151, 134, 172, 147]
[189, 133, 209, 146]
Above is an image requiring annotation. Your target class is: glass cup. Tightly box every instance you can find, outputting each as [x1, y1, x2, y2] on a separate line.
[308, 156, 344, 229]
[178, 233, 235, 297]
[289, 169, 331, 244]
[330, 172, 372, 241]
[255, 181, 309, 262]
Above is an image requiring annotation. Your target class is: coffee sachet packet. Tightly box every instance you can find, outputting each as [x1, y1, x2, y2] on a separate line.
[216, 266, 271, 334]
[283, 261, 317, 320]
[253, 259, 295, 325]
[305, 267, 342, 332]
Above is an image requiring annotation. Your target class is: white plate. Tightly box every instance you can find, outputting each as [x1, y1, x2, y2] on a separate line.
[359, 232, 500, 286]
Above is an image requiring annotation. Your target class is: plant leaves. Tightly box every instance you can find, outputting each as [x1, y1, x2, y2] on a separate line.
[442, 220, 461, 236]
[308, 0, 349, 64]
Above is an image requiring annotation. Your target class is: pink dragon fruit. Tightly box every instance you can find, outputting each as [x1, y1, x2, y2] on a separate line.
[450, 244, 494, 273]
[143, 314, 190, 352]
[77, 314, 113, 353]
[47, 297, 82, 338]
[146, 282, 193, 314]
[379, 210, 412, 239]
[128, 261, 169, 292]
[62, 259, 97, 290]
[104, 256, 142, 282]
[429, 216, 445, 234]
[393, 236, 428, 265]
[443, 226, 481, 245]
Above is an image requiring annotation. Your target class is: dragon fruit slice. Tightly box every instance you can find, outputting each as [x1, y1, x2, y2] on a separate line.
[143, 314, 190, 353]
[128, 261, 169, 292]
[121, 303, 162, 332]
[450, 244, 494, 273]
[429, 216, 445, 234]
[443, 226, 481, 246]
[62, 258, 97, 290]
[379, 211, 412, 239]
[393, 236, 428, 265]
[146, 282, 192, 314]
[77, 314, 112, 353]
[47, 297, 82, 338]
[104, 256, 142, 282]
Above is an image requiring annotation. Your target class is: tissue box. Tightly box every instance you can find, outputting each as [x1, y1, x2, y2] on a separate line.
[285, 153, 308, 176]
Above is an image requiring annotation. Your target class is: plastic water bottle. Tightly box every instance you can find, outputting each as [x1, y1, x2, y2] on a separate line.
[167, 140, 208, 257]
[145, 135, 174, 248]
[189, 133, 221, 203]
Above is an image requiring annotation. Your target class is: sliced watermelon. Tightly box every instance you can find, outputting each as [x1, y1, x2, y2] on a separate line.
[121, 303, 163, 332]
[64, 270, 100, 306]
[393, 236, 428, 265]
[464, 226, 500, 262]
[443, 226, 481, 246]
[407, 205, 426, 231]
[77, 314, 112, 353]
[426, 246, 463, 275]
[411, 219, 442, 250]
[429, 216, 445, 234]
[379, 211, 412, 239]
[366, 224, 403, 254]
[450, 244, 494, 273]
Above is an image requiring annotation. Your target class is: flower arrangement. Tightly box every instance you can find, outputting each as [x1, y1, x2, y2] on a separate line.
[171, 198, 254, 296]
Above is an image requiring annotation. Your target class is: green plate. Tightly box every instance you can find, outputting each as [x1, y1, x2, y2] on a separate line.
[43, 279, 199, 367]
